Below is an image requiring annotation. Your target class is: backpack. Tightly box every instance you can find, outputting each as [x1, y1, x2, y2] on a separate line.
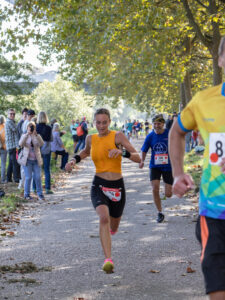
[76, 124, 84, 136]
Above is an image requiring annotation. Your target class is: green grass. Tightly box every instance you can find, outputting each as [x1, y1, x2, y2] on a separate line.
[184, 150, 204, 190]
[0, 193, 26, 218]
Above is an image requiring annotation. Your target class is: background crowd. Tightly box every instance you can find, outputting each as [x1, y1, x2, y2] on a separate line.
[0, 108, 89, 200]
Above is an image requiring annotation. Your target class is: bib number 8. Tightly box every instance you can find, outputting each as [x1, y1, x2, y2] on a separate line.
[209, 133, 225, 165]
[216, 141, 223, 157]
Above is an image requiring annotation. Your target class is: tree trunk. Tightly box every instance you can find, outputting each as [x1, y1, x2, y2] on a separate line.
[212, 54, 222, 85]
[180, 82, 186, 110]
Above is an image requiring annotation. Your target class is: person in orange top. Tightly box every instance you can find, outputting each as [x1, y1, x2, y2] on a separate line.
[66, 108, 141, 273]
[0, 115, 7, 183]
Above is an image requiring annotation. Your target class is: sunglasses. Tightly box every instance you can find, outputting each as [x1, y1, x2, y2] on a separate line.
[9, 113, 15, 115]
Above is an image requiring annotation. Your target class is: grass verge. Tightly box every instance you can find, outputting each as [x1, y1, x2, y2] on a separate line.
[184, 150, 204, 191]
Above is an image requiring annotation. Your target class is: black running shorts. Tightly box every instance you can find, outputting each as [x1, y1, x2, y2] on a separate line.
[91, 176, 126, 218]
[150, 168, 173, 185]
[196, 215, 225, 294]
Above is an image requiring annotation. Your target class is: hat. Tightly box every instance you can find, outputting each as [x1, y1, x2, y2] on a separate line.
[152, 114, 165, 123]
[82, 117, 86, 121]
[27, 109, 35, 116]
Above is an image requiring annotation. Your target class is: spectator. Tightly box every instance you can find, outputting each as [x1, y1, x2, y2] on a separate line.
[191, 130, 198, 149]
[165, 115, 173, 131]
[74, 117, 88, 153]
[0, 115, 7, 183]
[144, 119, 150, 136]
[22, 109, 35, 134]
[19, 121, 45, 201]
[5, 108, 20, 183]
[185, 131, 192, 153]
[70, 119, 79, 150]
[17, 108, 28, 140]
[17, 108, 28, 190]
[36, 111, 53, 194]
[50, 118, 57, 129]
[51, 123, 68, 170]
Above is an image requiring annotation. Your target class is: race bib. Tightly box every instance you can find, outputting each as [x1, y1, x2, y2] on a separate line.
[209, 133, 225, 165]
[100, 186, 122, 202]
[154, 154, 168, 165]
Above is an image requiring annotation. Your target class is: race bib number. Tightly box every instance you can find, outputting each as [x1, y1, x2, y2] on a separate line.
[209, 133, 225, 165]
[154, 154, 168, 165]
[100, 186, 122, 202]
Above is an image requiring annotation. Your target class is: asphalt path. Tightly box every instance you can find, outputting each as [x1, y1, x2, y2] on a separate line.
[0, 138, 207, 300]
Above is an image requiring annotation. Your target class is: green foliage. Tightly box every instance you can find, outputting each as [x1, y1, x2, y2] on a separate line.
[184, 150, 203, 188]
[0, 194, 26, 217]
[3, 0, 225, 111]
[0, 55, 34, 114]
[32, 75, 94, 126]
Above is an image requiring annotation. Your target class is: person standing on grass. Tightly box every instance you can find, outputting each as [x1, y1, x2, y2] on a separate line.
[36, 111, 53, 194]
[65, 108, 141, 274]
[51, 123, 68, 170]
[0, 115, 7, 184]
[19, 121, 45, 201]
[5, 108, 20, 183]
[74, 117, 88, 153]
[70, 119, 79, 151]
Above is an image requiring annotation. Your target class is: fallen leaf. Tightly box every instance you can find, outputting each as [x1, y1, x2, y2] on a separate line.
[149, 269, 160, 273]
[89, 235, 99, 238]
[187, 266, 195, 273]
[6, 231, 15, 237]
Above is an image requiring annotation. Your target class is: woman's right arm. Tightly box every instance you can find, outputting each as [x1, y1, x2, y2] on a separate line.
[19, 133, 29, 147]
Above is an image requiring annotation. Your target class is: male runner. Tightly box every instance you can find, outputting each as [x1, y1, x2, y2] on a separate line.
[139, 114, 173, 223]
[169, 36, 225, 299]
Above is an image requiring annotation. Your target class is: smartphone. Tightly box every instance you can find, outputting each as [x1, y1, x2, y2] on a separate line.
[30, 125, 34, 132]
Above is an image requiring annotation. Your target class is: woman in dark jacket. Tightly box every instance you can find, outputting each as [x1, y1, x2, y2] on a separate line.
[36, 111, 53, 194]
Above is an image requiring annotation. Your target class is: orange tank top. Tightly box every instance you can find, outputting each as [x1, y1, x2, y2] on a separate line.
[91, 131, 122, 174]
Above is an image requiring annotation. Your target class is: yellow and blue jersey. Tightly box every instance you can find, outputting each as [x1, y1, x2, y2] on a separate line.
[178, 83, 225, 219]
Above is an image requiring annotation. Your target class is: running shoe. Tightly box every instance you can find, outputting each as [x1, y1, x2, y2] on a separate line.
[157, 212, 165, 223]
[24, 196, 33, 201]
[102, 258, 114, 274]
[110, 229, 117, 235]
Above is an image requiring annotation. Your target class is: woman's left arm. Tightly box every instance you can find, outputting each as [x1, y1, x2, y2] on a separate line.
[115, 131, 141, 163]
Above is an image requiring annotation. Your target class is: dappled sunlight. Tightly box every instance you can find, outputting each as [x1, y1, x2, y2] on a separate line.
[137, 200, 153, 205]
[139, 235, 161, 242]
[119, 221, 135, 228]
[64, 207, 92, 212]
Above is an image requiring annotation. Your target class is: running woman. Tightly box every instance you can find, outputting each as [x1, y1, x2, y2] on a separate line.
[139, 114, 173, 223]
[65, 108, 141, 273]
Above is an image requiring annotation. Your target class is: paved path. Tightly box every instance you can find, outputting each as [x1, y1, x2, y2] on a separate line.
[0, 139, 207, 300]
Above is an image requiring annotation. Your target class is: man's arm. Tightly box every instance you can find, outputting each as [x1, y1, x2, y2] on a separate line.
[139, 152, 147, 169]
[169, 120, 194, 197]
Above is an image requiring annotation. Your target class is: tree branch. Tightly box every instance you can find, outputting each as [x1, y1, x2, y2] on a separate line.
[181, 0, 212, 49]
[195, 0, 208, 9]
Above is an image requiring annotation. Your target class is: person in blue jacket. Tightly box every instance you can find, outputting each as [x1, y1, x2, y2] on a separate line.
[139, 114, 173, 223]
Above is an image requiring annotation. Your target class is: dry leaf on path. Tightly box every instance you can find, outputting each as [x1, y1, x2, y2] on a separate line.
[149, 269, 160, 273]
[187, 266, 196, 273]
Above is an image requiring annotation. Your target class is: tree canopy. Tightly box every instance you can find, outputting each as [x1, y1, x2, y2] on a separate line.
[32, 75, 94, 125]
[3, 0, 225, 112]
